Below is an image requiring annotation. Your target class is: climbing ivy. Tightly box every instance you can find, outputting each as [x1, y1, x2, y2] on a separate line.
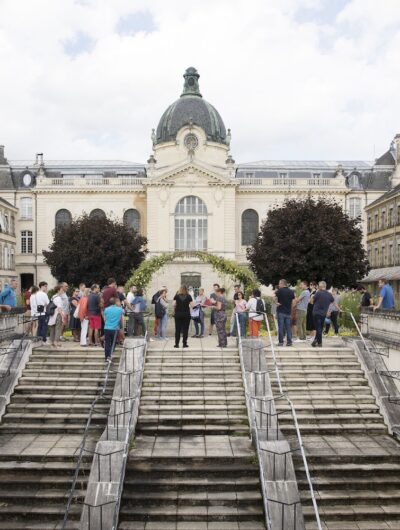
[125, 251, 259, 294]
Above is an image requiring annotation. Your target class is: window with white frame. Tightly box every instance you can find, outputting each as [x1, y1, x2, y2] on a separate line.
[20, 197, 33, 219]
[174, 196, 207, 251]
[21, 230, 33, 254]
[349, 197, 362, 219]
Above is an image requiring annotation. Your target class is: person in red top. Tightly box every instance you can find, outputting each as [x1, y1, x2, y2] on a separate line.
[102, 278, 118, 308]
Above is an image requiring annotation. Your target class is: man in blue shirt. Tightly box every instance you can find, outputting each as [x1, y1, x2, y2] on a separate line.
[374, 280, 395, 311]
[103, 297, 124, 361]
[0, 279, 18, 308]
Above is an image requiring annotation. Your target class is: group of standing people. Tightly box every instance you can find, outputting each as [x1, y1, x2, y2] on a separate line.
[150, 283, 267, 349]
[21, 278, 147, 361]
[274, 279, 341, 347]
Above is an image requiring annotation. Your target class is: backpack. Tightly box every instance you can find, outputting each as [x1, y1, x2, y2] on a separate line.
[255, 298, 265, 314]
[46, 300, 57, 317]
[155, 299, 165, 319]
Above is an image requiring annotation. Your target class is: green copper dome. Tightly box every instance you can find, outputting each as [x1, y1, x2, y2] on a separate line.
[155, 67, 227, 145]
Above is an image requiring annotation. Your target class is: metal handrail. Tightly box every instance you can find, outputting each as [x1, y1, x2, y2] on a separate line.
[62, 348, 116, 528]
[262, 311, 322, 530]
[236, 311, 322, 530]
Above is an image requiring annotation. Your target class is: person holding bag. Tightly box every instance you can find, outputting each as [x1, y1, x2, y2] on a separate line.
[192, 287, 207, 338]
[78, 288, 90, 346]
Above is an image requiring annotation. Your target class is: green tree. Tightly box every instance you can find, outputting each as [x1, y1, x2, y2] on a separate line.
[247, 197, 369, 288]
[43, 214, 147, 287]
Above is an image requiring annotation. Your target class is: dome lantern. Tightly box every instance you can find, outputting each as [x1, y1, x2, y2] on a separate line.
[155, 67, 227, 146]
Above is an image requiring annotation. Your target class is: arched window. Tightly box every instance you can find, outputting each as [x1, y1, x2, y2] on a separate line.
[241, 209, 259, 245]
[123, 209, 140, 232]
[349, 198, 361, 219]
[55, 209, 72, 228]
[175, 196, 207, 251]
[89, 209, 106, 220]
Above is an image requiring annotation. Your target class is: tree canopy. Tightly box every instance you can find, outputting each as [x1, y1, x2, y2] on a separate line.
[43, 214, 147, 287]
[247, 197, 369, 288]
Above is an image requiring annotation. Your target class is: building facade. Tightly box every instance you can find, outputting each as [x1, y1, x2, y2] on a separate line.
[0, 196, 17, 290]
[364, 181, 400, 299]
[0, 67, 398, 294]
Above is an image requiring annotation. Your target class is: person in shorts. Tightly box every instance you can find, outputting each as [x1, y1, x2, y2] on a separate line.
[87, 284, 102, 346]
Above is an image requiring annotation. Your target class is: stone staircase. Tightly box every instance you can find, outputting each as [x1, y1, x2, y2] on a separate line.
[118, 340, 266, 529]
[0, 344, 117, 529]
[269, 341, 400, 530]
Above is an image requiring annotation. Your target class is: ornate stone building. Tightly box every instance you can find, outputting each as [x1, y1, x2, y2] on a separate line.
[0, 194, 17, 290]
[0, 68, 398, 294]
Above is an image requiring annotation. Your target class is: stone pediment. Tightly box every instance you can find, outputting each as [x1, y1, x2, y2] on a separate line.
[146, 162, 235, 187]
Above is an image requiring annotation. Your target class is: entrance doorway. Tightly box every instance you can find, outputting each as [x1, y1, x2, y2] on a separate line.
[181, 272, 201, 296]
[20, 273, 34, 291]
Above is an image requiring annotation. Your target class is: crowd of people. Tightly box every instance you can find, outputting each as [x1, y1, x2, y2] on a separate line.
[0, 276, 396, 354]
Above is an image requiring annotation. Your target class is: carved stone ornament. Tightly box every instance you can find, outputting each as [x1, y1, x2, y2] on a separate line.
[159, 188, 169, 206]
[214, 188, 223, 206]
[184, 133, 199, 151]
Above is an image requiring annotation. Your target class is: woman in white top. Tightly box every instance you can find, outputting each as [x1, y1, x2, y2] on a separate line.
[246, 288, 265, 337]
[48, 284, 66, 348]
[192, 287, 207, 338]
[234, 291, 248, 338]
[28, 286, 40, 336]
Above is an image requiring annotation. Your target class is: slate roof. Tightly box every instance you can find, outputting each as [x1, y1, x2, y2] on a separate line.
[0, 167, 14, 190]
[375, 149, 396, 166]
[365, 183, 400, 210]
[362, 266, 400, 282]
[238, 160, 373, 170]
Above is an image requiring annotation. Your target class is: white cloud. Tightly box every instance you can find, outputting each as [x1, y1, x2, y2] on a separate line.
[0, 0, 399, 164]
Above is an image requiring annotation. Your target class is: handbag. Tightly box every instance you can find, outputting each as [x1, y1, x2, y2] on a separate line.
[73, 304, 80, 319]
[191, 306, 200, 320]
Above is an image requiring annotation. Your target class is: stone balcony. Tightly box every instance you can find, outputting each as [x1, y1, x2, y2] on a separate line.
[236, 176, 347, 190]
[36, 176, 145, 191]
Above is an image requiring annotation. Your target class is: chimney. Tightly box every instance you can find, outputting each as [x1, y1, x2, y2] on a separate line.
[395, 134, 400, 165]
[391, 134, 400, 188]
[37, 153, 44, 166]
[0, 145, 5, 164]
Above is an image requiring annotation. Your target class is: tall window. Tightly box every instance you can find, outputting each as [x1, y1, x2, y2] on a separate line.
[241, 209, 259, 246]
[175, 196, 207, 251]
[55, 209, 72, 228]
[123, 209, 140, 232]
[349, 197, 361, 219]
[89, 209, 106, 220]
[21, 230, 33, 254]
[20, 198, 33, 219]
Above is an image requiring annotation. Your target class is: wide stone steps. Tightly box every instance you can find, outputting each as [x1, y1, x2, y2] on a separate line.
[269, 342, 400, 529]
[119, 344, 265, 528]
[0, 344, 117, 528]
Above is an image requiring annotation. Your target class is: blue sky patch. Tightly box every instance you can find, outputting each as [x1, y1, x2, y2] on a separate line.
[116, 11, 156, 36]
[63, 31, 95, 58]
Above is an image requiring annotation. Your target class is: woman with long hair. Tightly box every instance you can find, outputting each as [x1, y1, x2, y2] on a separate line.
[173, 285, 193, 348]
[214, 287, 228, 348]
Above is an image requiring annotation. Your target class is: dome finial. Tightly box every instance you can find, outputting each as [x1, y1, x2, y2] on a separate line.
[181, 67, 202, 98]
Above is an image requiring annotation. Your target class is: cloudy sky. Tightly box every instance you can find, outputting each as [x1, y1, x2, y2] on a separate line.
[0, 0, 399, 164]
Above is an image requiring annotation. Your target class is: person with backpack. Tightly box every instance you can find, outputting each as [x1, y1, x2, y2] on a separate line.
[274, 279, 295, 347]
[246, 289, 265, 337]
[34, 281, 49, 343]
[151, 286, 166, 336]
[155, 288, 169, 340]
[47, 284, 66, 348]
